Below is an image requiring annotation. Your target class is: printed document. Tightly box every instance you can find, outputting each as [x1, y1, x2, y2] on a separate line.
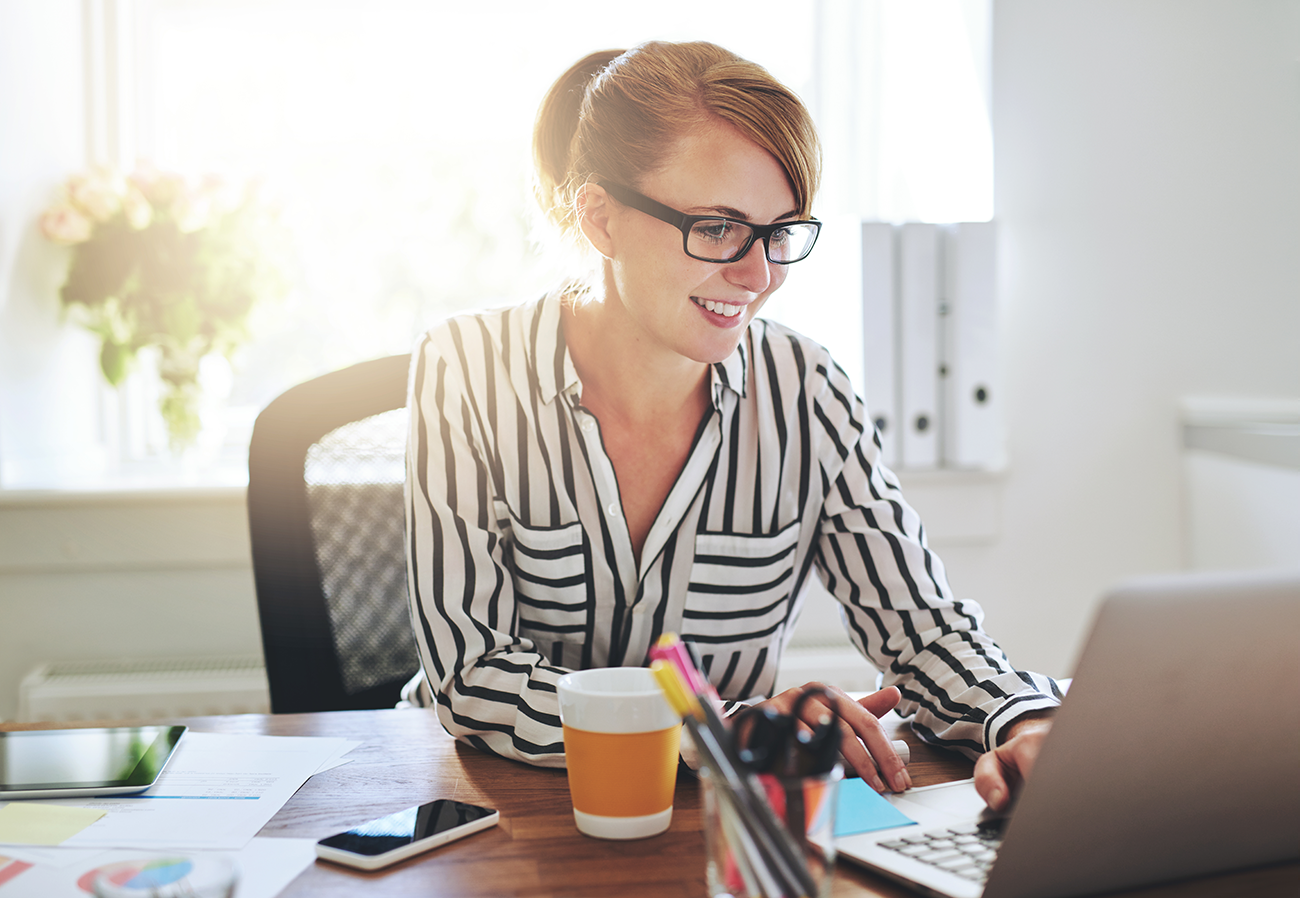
[1, 733, 356, 852]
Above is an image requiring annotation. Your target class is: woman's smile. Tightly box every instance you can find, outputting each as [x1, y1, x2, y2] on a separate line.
[691, 295, 748, 321]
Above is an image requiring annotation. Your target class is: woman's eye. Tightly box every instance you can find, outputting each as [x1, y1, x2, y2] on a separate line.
[693, 220, 737, 244]
[770, 227, 793, 247]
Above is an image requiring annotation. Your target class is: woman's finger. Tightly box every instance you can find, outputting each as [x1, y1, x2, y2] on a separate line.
[741, 683, 912, 792]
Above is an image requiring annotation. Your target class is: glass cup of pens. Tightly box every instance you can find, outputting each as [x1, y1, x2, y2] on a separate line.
[650, 635, 843, 898]
[704, 693, 843, 898]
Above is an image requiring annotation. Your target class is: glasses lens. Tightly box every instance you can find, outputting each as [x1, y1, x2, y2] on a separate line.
[686, 220, 819, 263]
[686, 219, 754, 262]
[766, 223, 819, 263]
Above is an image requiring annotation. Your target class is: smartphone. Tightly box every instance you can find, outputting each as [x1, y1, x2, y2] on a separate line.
[315, 799, 499, 871]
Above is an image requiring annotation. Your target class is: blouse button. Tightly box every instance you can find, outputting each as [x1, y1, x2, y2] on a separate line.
[607, 503, 619, 517]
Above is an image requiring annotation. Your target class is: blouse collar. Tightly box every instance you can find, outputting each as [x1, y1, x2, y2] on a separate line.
[533, 289, 751, 410]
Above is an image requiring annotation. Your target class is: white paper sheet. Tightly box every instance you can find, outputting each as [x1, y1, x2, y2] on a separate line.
[0, 733, 357, 852]
[0, 837, 317, 898]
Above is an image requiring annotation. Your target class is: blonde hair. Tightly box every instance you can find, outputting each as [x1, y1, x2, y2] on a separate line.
[532, 41, 822, 245]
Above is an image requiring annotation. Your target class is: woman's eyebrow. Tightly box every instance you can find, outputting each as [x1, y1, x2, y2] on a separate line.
[688, 204, 803, 222]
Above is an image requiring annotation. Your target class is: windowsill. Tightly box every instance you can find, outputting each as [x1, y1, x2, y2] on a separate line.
[1, 465, 1005, 538]
[0, 472, 252, 573]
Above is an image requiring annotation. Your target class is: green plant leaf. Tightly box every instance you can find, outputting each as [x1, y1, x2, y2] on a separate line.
[99, 341, 134, 386]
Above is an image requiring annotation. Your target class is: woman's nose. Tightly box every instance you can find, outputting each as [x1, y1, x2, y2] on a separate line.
[723, 236, 773, 293]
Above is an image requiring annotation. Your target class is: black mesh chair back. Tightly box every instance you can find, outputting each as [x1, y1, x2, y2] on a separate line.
[247, 354, 420, 712]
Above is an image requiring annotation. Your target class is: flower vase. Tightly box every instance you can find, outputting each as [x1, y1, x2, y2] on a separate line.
[156, 344, 205, 454]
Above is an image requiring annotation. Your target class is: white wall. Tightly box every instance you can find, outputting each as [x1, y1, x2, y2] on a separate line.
[3, 1, 1299, 718]
[939, 0, 1300, 676]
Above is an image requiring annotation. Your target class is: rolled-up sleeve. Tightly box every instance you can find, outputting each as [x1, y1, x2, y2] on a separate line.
[809, 353, 1061, 758]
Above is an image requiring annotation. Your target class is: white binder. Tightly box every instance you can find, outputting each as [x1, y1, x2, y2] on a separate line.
[898, 223, 940, 469]
[861, 222, 898, 466]
[943, 222, 1003, 469]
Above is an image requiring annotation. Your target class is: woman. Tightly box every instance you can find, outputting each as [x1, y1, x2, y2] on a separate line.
[404, 41, 1057, 807]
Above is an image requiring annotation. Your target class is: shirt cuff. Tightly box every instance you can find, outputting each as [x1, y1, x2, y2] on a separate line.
[984, 694, 1060, 750]
[399, 670, 432, 708]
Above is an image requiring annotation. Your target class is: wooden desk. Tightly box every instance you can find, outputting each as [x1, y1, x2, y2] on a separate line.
[6, 711, 1297, 897]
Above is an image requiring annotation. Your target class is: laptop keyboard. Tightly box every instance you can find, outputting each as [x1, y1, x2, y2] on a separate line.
[876, 819, 1004, 883]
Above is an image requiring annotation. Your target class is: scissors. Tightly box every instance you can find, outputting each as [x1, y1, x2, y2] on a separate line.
[732, 686, 842, 778]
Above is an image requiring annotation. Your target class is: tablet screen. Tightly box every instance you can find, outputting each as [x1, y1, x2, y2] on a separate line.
[0, 725, 186, 798]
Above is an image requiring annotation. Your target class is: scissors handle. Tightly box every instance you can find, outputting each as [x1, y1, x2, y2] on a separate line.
[734, 686, 842, 776]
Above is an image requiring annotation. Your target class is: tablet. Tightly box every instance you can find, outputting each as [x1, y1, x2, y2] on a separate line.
[0, 725, 187, 799]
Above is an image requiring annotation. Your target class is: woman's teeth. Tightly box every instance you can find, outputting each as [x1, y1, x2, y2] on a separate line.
[694, 298, 743, 317]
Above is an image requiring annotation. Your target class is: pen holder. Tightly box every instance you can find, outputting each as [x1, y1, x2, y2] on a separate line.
[701, 763, 842, 898]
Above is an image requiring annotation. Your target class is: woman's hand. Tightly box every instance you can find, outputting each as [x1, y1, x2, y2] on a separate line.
[973, 714, 1053, 812]
[749, 682, 912, 794]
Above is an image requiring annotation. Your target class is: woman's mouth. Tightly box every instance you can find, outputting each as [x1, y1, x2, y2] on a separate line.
[691, 297, 745, 318]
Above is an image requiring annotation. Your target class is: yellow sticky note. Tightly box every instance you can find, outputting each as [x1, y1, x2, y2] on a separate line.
[0, 803, 107, 846]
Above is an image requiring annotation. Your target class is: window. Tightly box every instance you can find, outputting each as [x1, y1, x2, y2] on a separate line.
[0, 0, 991, 489]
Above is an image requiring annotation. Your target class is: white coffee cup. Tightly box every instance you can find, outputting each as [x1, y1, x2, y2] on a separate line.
[557, 667, 681, 840]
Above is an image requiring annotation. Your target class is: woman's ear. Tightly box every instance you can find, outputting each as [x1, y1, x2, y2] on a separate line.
[576, 182, 615, 259]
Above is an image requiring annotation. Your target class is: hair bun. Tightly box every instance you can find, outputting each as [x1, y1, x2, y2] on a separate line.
[533, 49, 625, 225]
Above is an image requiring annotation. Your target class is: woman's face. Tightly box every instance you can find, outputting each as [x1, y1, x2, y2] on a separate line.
[601, 121, 800, 367]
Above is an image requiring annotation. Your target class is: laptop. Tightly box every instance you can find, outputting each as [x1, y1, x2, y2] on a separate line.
[834, 568, 1300, 898]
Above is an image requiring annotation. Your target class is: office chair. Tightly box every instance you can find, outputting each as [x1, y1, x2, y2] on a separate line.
[247, 353, 421, 713]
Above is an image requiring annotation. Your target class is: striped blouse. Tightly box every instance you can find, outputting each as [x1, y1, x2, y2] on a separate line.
[404, 292, 1060, 767]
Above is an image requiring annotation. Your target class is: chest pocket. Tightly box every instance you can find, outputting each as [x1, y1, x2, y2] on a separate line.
[681, 520, 802, 648]
[507, 517, 592, 668]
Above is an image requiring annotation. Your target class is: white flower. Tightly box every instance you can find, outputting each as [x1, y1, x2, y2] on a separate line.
[122, 183, 153, 230]
[39, 202, 93, 244]
[67, 166, 127, 222]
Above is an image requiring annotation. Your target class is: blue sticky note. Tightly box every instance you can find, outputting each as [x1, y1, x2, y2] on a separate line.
[834, 777, 917, 837]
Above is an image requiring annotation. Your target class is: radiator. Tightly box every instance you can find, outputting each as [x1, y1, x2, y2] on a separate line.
[18, 654, 271, 722]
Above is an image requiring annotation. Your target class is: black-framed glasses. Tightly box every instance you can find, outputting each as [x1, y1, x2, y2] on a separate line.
[599, 181, 820, 265]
